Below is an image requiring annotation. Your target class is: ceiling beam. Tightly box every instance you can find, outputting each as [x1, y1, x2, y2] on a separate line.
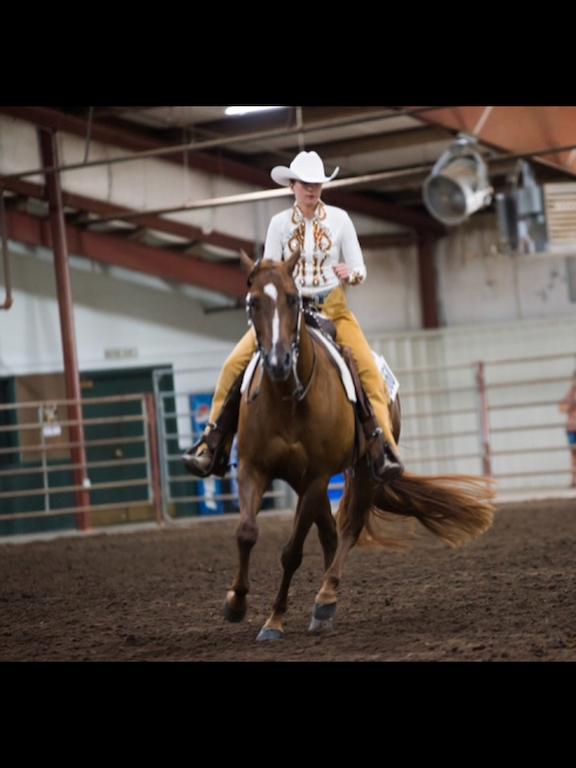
[0, 174, 258, 255]
[3, 209, 249, 298]
[0, 106, 267, 186]
[0, 106, 443, 233]
[2, 177, 422, 296]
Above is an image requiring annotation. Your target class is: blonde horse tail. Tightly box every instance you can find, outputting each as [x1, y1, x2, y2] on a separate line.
[336, 471, 496, 550]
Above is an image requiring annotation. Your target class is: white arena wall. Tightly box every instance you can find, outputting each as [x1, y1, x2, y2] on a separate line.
[2, 218, 575, 380]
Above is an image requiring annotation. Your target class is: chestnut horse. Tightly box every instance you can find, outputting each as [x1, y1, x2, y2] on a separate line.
[225, 250, 495, 641]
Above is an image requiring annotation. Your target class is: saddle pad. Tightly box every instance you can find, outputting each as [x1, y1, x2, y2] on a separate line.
[241, 335, 400, 404]
[308, 327, 357, 402]
[240, 336, 357, 404]
[310, 330, 400, 403]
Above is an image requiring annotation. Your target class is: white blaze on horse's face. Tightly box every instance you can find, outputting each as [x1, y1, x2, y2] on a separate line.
[264, 282, 282, 366]
[248, 270, 294, 382]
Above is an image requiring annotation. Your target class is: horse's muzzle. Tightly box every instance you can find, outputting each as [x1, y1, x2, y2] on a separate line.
[264, 352, 292, 382]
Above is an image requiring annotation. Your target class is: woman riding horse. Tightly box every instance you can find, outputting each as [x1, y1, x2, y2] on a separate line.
[216, 250, 495, 641]
[184, 150, 402, 484]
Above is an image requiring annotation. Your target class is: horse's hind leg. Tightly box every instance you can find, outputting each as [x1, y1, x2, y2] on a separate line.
[307, 502, 339, 633]
[315, 500, 338, 571]
[258, 482, 330, 642]
[312, 468, 373, 629]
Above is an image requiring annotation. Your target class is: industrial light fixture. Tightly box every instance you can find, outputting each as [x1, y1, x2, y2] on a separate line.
[423, 133, 494, 226]
[225, 106, 284, 116]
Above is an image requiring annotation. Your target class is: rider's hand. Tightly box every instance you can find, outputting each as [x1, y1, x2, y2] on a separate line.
[333, 264, 350, 283]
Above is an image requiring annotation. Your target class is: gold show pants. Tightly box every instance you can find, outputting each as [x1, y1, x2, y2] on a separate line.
[207, 285, 399, 450]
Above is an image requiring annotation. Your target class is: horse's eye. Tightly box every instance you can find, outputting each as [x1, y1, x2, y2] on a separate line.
[287, 294, 299, 309]
[247, 297, 260, 312]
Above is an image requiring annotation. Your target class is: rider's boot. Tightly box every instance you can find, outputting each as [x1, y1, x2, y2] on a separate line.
[183, 373, 243, 479]
[362, 413, 404, 485]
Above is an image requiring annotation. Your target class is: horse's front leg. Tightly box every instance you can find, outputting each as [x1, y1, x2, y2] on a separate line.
[223, 468, 267, 625]
[258, 479, 329, 642]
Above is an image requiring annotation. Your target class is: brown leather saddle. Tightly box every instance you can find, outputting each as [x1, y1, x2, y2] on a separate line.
[303, 307, 337, 341]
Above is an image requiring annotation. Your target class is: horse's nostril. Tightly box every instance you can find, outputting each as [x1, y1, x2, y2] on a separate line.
[264, 352, 292, 381]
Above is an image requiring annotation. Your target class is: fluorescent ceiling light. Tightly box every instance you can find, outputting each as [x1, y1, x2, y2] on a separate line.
[226, 106, 285, 116]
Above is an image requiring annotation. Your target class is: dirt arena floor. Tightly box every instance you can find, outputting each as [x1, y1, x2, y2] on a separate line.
[1, 496, 575, 662]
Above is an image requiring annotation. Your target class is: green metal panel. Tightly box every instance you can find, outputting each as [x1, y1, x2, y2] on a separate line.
[0, 367, 174, 536]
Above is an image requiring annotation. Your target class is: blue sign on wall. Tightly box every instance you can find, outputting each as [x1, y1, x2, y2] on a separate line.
[190, 393, 223, 516]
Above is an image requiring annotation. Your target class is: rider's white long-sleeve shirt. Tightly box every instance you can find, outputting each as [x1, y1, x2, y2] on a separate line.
[264, 202, 367, 298]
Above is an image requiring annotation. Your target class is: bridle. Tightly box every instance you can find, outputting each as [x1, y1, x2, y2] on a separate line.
[245, 266, 317, 403]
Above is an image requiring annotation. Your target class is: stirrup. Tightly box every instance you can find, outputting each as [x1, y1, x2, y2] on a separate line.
[183, 430, 229, 479]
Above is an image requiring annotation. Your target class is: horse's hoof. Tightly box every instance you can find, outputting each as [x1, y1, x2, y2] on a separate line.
[257, 627, 284, 642]
[309, 603, 337, 633]
[222, 599, 246, 624]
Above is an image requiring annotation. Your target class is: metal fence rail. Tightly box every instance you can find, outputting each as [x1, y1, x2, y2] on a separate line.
[0, 351, 574, 540]
[0, 394, 162, 537]
[153, 368, 290, 523]
[387, 352, 576, 494]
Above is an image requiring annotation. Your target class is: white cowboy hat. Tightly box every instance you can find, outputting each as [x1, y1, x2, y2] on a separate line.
[271, 151, 340, 187]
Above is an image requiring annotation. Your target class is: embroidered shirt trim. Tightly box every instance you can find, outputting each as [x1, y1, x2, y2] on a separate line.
[288, 203, 333, 289]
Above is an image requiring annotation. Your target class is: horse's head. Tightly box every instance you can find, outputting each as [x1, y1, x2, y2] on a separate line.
[241, 249, 302, 382]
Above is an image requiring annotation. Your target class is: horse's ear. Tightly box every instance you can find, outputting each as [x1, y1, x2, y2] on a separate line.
[286, 248, 301, 276]
[240, 250, 254, 274]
